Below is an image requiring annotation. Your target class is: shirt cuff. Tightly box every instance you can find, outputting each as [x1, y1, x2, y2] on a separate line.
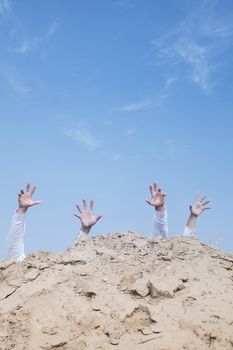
[183, 226, 195, 237]
[13, 210, 26, 222]
[74, 230, 89, 243]
[153, 207, 167, 219]
[16, 253, 26, 262]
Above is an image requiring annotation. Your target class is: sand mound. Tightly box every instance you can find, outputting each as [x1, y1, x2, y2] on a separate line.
[0, 232, 233, 350]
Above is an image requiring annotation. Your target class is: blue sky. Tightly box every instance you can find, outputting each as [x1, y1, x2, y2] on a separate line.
[0, 0, 233, 259]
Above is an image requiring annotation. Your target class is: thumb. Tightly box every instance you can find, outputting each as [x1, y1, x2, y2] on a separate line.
[145, 199, 151, 205]
[74, 214, 81, 219]
[96, 215, 102, 222]
[32, 200, 42, 206]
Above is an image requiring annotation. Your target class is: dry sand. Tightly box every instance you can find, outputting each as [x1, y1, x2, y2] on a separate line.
[0, 232, 233, 350]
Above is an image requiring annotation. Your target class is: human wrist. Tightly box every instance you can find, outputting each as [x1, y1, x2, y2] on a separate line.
[17, 206, 28, 214]
[80, 225, 91, 234]
[155, 205, 165, 213]
[190, 213, 198, 219]
[186, 214, 197, 231]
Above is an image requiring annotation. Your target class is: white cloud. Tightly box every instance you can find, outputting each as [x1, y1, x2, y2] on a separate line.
[151, 5, 233, 92]
[118, 75, 175, 112]
[11, 21, 58, 55]
[0, 64, 31, 95]
[65, 127, 100, 150]
[0, 0, 10, 14]
[126, 128, 135, 136]
[176, 39, 210, 91]
[7, 74, 30, 94]
[118, 98, 152, 112]
[165, 75, 177, 89]
[152, 33, 211, 92]
[112, 153, 121, 161]
[114, 0, 134, 10]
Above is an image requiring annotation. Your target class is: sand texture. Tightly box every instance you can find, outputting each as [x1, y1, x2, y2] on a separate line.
[0, 232, 233, 350]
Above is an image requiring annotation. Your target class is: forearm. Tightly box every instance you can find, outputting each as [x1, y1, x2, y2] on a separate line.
[183, 214, 197, 236]
[74, 227, 90, 243]
[186, 214, 197, 231]
[151, 207, 168, 238]
[6, 210, 26, 262]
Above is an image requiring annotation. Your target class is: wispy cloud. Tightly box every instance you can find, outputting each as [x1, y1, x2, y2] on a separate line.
[114, 0, 134, 10]
[165, 75, 177, 89]
[65, 126, 100, 150]
[118, 75, 176, 112]
[0, 63, 31, 95]
[151, 4, 233, 92]
[126, 128, 135, 136]
[11, 21, 58, 55]
[6, 73, 30, 94]
[112, 153, 122, 161]
[0, 0, 10, 14]
[118, 98, 152, 112]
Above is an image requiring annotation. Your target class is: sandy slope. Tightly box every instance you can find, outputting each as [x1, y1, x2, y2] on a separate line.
[0, 233, 233, 350]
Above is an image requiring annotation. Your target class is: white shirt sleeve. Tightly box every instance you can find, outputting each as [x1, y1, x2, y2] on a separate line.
[183, 225, 195, 237]
[74, 230, 89, 243]
[6, 211, 26, 262]
[151, 208, 168, 238]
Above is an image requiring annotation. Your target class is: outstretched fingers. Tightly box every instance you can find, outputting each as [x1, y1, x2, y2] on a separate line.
[31, 186, 36, 195]
[203, 205, 211, 211]
[74, 213, 81, 219]
[149, 185, 153, 196]
[96, 215, 102, 222]
[32, 200, 42, 206]
[201, 194, 208, 202]
[76, 200, 95, 212]
[26, 182, 31, 192]
[200, 194, 211, 210]
[153, 182, 157, 191]
[76, 204, 82, 213]
[82, 199, 87, 210]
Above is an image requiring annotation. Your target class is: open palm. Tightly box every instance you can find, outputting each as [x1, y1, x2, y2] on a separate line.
[190, 193, 210, 216]
[75, 200, 102, 228]
[145, 182, 166, 207]
[18, 183, 42, 209]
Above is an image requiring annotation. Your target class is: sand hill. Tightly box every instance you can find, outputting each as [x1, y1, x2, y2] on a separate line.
[0, 232, 233, 350]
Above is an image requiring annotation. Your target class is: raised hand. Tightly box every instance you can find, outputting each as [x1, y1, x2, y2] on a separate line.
[189, 193, 211, 217]
[185, 193, 211, 235]
[17, 182, 42, 214]
[74, 199, 102, 234]
[145, 182, 167, 211]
